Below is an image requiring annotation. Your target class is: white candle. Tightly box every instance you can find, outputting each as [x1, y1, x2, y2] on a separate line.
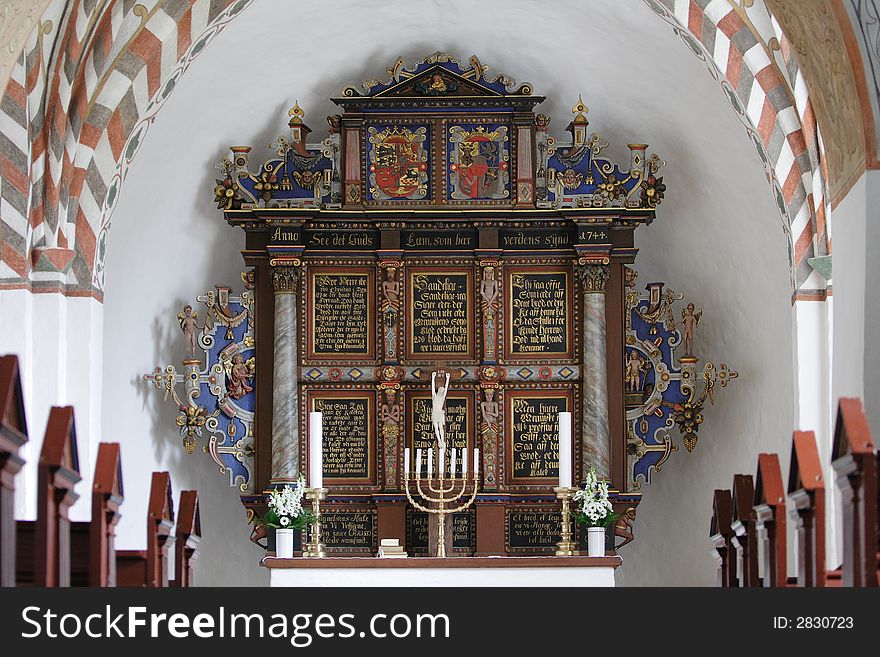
[427, 448, 434, 477]
[404, 448, 410, 475]
[309, 411, 323, 489]
[450, 448, 457, 477]
[473, 448, 480, 473]
[416, 448, 422, 476]
[439, 447, 445, 476]
[462, 448, 468, 475]
[558, 411, 572, 488]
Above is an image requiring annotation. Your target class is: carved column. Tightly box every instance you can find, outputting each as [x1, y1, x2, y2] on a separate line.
[270, 262, 302, 483]
[578, 259, 611, 480]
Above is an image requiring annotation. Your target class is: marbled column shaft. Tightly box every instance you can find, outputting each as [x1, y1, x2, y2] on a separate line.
[271, 267, 300, 482]
[581, 264, 611, 480]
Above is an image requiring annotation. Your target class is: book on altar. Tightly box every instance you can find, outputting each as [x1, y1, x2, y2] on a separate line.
[377, 538, 407, 558]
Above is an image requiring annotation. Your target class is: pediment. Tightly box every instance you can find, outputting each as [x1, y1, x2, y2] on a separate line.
[375, 65, 505, 99]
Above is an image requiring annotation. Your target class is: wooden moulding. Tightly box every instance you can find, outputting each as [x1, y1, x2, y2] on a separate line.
[116, 471, 174, 588]
[788, 430, 825, 587]
[70, 442, 124, 586]
[831, 398, 877, 587]
[17, 406, 81, 587]
[754, 453, 787, 587]
[171, 490, 201, 587]
[0, 355, 29, 587]
[731, 474, 759, 587]
[709, 489, 736, 587]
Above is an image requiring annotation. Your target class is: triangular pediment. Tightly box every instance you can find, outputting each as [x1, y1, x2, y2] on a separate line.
[0, 354, 28, 443]
[832, 398, 874, 460]
[149, 471, 175, 523]
[755, 453, 784, 506]
[41, 406, 80, 476]
[788, 430, 822, 494]
[710, 489, 732, 536]
[375, 65, 505, 99]
[94, 442, 124, 499]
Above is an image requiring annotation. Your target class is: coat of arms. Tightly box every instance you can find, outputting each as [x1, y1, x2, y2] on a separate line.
[448, 124, 509, 200]
[367, 126, 429, 200]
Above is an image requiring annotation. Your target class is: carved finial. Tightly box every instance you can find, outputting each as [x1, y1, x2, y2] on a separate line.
[288, 101, 305, 125]
[572, 95, 589, 123]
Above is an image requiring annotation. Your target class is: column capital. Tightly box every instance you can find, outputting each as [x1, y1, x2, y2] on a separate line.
[577, 259, 611, 293]
[271, 263, 301, 294]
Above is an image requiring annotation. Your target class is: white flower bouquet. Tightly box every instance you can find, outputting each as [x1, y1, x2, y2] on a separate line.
[572, 466, 618, 528]
[256, 474, 315, 530]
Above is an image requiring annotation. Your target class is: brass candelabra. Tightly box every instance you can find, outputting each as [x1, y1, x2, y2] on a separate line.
[302, 487, 327, 558]
[554, 486, 578, 556]
[403, 449, 479, 558]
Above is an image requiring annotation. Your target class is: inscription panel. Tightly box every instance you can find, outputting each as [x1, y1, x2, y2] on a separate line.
[308, 509, 376, 553]
[402, 229, 477, 250]
[506, 507, 561, 553]
[506, 268, 571, 358]
[308, 392, 375, 484]
[499, 227, 575, 250]
[308, 268, 375, 360]
[406, 269, 474, 359]
[407, 510, 475, 554]
[407, 391, 473, 473]
[506, 391, 571, 484]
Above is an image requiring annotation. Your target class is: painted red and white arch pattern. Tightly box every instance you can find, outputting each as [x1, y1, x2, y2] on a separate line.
[0, 0, 829, 300]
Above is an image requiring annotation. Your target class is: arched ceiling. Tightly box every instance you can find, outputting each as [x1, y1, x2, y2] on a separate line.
[98, 0, 797, 587]
[0, 0, 873, 302]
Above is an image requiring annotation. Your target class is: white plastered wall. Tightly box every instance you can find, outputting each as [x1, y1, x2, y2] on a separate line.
[0, 289, 103, 522]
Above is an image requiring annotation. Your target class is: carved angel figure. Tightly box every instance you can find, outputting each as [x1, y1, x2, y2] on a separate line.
[680, 303, 702, 357]
[177, 305, 200, 357]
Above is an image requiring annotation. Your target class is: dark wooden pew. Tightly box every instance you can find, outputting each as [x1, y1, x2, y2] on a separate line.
[754, 453, 787, 587]
[0, 355, 29, 587]
[831, 398, 877, 587]
[170, 490, 200, 587]
[70, 442, 123, 586]
[116, 471, 174, 587]
[731, 474, 759, 587]
[788, 430, 826, 587]
[16, 406, 81, 586]
[709, 489, 736, 587]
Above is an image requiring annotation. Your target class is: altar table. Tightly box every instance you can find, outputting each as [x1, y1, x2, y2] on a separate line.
[263, 556, 621, 587]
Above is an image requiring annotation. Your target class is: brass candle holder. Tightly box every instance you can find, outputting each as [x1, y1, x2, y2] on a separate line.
[302, 487, 327, 558]
[554, 486, 578, 556]
[404, 466, 479, 558]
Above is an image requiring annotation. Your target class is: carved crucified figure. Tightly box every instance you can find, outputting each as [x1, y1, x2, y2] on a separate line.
[431, 369, 451, 450]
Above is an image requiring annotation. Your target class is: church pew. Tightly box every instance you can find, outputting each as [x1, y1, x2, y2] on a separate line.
[709, 489, 736, 587]
[70, 442, 123, 586]
[170, 490, 200, 587]
[831, 398, 877, 587]
[16, 406, 81, 586]
[730, 474, 759, 587]
[0, 355, 29, 587]
[788, 430, 826, 587]
[116, 471, 174, 587]
[753, 453, 787, 587]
